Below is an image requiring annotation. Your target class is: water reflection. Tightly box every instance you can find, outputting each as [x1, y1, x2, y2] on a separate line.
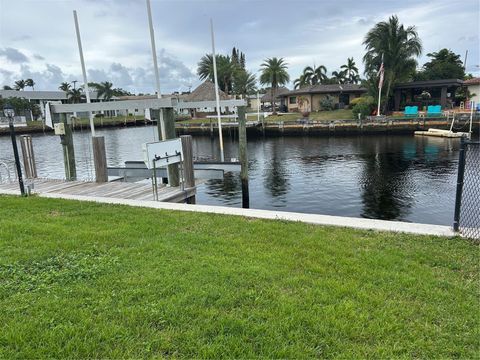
[0, 127, 463, 225]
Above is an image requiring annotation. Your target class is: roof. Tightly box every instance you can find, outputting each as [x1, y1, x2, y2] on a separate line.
[184, 81, 228, 102]
[464, 77, 480, 85]
[0, 89, 108, 101]
[394, 79, 464, 89]
[260, 87, 289, 102]
[283, 84, 367, 97]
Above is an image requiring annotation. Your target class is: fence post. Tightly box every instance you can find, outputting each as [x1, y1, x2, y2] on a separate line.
[162, 107, 180, 187]
[181, 135, 195, 204]
[453, 138, 466, 232]
[92, 136, 108, 183]
[60, 113, 77, 181]
[20, 135, 37, 179]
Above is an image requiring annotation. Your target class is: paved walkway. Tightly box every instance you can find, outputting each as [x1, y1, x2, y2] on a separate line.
[0, 185, 455, 237]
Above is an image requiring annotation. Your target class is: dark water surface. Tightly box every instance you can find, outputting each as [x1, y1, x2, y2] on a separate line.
[0, 126, 463, 225]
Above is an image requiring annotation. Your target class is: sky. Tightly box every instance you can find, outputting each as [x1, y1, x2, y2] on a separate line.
[0, 0, 479, 94]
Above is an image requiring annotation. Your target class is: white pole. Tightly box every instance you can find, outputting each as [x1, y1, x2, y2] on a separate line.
[146, 0, 165, 140]
[73, 10, 95, 136]
[210, 18, 224, 162]
[469, 100, 474, 134]
[376, 84, 382, 117]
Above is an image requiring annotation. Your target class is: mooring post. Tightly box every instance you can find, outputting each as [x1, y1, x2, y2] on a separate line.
[92, 136, 108, 183]
[453, 137, 466, 232]
[20, 135, 37, 179]
[162, 107, 180, 187]
[152, 109, 163, 140]
[238, 105, 249, 208]
[181, 135, 196, 204]
[60, 113, 77, 181]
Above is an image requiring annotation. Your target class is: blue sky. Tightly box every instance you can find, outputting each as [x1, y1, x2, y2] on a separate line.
[0, 0, 479, 93]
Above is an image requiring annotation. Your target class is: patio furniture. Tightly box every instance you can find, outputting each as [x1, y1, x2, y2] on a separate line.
[404, 106, 419, 117]
[427, 105, 442, 117]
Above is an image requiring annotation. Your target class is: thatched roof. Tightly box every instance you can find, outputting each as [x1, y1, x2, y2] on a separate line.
[185, 80, 228, 102]
[260, 87, 289, 102]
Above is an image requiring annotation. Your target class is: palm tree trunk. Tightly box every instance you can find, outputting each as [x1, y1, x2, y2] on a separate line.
[272, 86, 277, 115]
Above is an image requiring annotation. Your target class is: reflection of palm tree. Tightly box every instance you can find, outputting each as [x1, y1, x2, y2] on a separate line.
[263, 141, 290, 199]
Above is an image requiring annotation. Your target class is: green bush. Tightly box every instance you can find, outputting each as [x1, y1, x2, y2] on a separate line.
[319, 95, 334, 111]
[351, 96, 375, 119]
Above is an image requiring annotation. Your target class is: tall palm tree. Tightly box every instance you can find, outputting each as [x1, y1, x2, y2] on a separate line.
[233, 70, 256, 97]
[303, 65, 327, 85]
[293, 74, 309, 89]
[340, 58, 360, 84]
[67, 88, 86, 104]
[14, 80, 26, 91]
[59, 82, 71, 92]
[259, 57, 290, 114]
[197, 54, 235, 94]
[25, 78, 35, 90]
[95, 81, 114, 101]
[363, 15, 422, 112]
[331, 70, 347, 84]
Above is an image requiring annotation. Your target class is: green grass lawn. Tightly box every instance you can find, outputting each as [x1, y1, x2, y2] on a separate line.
[0, 196, 478, 358]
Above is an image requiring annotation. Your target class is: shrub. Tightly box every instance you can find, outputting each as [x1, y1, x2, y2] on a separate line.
[351, 96, 375, 119]
[301, 111, 310, 118]
[319, 95, 334, 111]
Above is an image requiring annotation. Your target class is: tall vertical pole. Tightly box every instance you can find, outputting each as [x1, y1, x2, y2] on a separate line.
[73, 10, 95, 136]
[9, 118, 25, 195]
[146, 0, 166, 140]
[238, 106, 249, 208]
[469, 101, 474, 135]
[210, 18, 225, 162]
[453, 138, 466, 232]
[376, 53, 384, 117]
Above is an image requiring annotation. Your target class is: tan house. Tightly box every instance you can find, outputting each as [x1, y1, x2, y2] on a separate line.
[260, 87, 289, 110]
[464, 77, 480, 106]
[280, 84, 367, 112]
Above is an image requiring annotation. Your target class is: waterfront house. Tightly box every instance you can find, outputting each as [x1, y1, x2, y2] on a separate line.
[260, 87, 289, 111]
[392, 79, 464, 111]
[279, 84, 366, 112]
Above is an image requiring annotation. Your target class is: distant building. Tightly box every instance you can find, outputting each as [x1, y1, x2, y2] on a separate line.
[260, 87, 289, 111]
[280, 84, 366, 112]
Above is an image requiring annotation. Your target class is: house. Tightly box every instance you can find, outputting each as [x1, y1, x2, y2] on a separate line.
[393, 79, 464, 111]
[260, 87, 289, 111]
[280, 84, 366, 112]
[464, 77, 480, 107]
[182, 80, 229, 118]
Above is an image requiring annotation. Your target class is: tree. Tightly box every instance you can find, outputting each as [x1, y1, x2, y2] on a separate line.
[233, 70, 256, 97]
[303, 65, 328, 85]
[294, 74, 309, 89]
[363, 15, 422, 112]
[331, 70, 347, 84]
[3, 85, 13, 90]
[112, 88, 133, 96]
[93, 81, 114, 101]
[197, 54, 235, 94]
[340, 58, 360, 84]
[259, 57, 290, 114]
[415, 48, 465, 80]
[25, 78, 35, 90]
[67, 87, 86, 104]
[59, 82, 71, 92]
[14, 80, 26, 91]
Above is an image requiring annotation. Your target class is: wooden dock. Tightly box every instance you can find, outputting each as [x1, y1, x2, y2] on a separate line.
[0, 178, 196, 203]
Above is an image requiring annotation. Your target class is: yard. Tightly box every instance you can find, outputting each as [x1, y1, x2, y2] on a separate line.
[0, 196, 478, 358]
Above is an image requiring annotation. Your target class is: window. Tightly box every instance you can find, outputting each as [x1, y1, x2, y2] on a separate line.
[289, 96, 297, 104]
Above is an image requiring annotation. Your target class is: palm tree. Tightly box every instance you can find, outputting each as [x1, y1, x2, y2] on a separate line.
[363, 15, 422, 112]
[67, 88, 86, 104]
[14, 80, 26, 91]
[197, 54, 235, 94]
[340, 58, 360, 84]
[233, 70, 256, 97]
[259, 57, 290, 114]
[303, 65, 327, 85]
[25, 78, 35, 90]
[331, 70, 347, 84]
[293, 74, 309, 89]
[59, 82, 71, 92]
[95, 81, 114, 101]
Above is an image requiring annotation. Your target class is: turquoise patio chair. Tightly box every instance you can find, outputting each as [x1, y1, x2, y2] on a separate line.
[427, 105, 442, 117]
[404, 106, 418, 117]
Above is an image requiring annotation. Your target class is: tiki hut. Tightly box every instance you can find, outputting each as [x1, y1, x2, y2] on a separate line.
[184, 81, 229, 118]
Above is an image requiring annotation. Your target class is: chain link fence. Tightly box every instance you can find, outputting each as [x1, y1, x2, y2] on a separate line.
[453, 139, 480, 240]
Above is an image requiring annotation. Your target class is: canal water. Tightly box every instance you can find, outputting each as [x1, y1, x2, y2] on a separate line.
[0, 126, 464, 225]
